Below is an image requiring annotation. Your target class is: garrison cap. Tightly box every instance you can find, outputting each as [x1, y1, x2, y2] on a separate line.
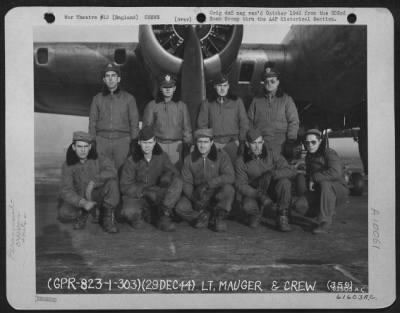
[194, 128, 213, 139]
[139, 125, 155, 141]
[103, 63, 121, 76]
[304, 129, 322, 137]
[246, 128, 263, 143]
[73, 131, 94, 143]
[213, 73, 229, 85]
[263, 67, 279, 80]
[159, 74, 176, 88]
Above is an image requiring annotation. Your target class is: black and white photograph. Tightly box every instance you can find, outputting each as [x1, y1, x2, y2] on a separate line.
[5, 6, 396, 309]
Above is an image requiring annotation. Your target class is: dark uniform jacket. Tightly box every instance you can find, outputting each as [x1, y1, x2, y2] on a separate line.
[142, 100, 192, 143]
[61, 156, 117, 207]
[120, 143, 179, 198]
[247, 93, 299, 139]
[197, 97, 249, 143]
[89, 87, 139, 139]
[305, 146, 347, 186]
[235, 145, 294, 198]
[181, 145, 235, 199]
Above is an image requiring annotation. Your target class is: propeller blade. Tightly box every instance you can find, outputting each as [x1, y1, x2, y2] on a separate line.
[180, 25, 206, 132]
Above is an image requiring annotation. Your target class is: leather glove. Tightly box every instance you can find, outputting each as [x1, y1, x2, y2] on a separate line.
[282, 138, 300, 160]
[237, 140, 246, 156]
[129, 138, 139, 156]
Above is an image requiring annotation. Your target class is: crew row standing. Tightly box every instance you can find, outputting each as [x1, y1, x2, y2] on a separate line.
[89, 64, 300, 172]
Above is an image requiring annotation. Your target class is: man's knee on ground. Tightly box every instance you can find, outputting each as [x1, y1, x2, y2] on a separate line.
[242, 197, 259, 215]
[293, 196, 309, 215]
[175, 197, 189, 213]
[121, 197, 145, 220]
[57, 201, 80, 223]
[174, 197, 196, 221]
[121, 205, 142, 223]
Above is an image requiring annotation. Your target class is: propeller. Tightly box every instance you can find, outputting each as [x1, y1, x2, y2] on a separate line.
[180, 26, 206, 132]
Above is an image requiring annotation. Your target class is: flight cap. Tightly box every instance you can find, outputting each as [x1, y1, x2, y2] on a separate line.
[159, 74, 176, 88]
[194, 128, 213, 139]
[139, 126, 155, 141]
[246, 128, 263, 142]
[73, 131, 94, 143]
[304, 129, 322, 137]
[213, 74, 229, 85]
[103, 63, 121, 76]
[264, 67, 279, 80]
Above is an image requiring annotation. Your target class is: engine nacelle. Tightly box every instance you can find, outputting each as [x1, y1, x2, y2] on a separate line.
[138, 24, 243, 84]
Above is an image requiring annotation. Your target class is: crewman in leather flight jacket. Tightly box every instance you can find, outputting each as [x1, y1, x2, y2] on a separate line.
[248, 67, 299, 156]
[235, 128, 294, 231]
[197, 74, 249, 164]
[293, 129, 349, 234]
[58, 131, 119, 233]
[175, 128, 235, 232]
[89, 63, 139, 170]
[119, 126, 183, 232]
[142, 74, 192, 168]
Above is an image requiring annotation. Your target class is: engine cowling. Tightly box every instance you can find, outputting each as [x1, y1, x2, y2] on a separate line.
[138, 24, 243, 82]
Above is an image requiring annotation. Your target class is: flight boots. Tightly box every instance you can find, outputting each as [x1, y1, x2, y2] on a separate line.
[73, 210, 89, 230]
[312, 221, 332, 234]
[91, 206, 100, 224]
[102, 206, 119, 233]
[248, 214, 261, 228]
[276, 207, 292, 232]
[194, 210, 210, 229]
[210, 208, 227, 232]
[157, 204, 175, 232]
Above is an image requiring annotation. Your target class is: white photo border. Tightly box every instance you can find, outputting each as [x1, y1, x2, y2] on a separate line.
[5, 6, 396, 309]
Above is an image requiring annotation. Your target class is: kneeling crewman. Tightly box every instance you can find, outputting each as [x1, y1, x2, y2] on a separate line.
[293, 129, 349, 234]
[119, 126, 183, 232]
[58, 131, 119, 233]
[235, 128, 294, 231]
[175, 128, 235, 232]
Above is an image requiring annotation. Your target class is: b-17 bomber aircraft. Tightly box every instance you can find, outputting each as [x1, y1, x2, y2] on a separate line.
[33, 24, 369, 296]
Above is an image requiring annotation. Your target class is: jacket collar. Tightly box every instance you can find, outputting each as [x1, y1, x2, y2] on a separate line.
[132, 142, 163, 162]
[191, 144, 217, 162]
[243, 144, 268, 163]
[102, 86, 121, 96]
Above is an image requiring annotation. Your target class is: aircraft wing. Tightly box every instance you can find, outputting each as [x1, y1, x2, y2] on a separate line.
[34, 42, 154, 116]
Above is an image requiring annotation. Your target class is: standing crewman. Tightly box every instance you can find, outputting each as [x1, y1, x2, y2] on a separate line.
[248, 67, 299, 156]
[119, 126, 183, 232]
[89, 63, 139, 170]
[58, 131, 119, 233]
[197, 74, 249, 163]
[142, 74, 192, 167]
[175, 128, 235, 232]
[235, 128, 294, 231]
[293, 129, 349, 234]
